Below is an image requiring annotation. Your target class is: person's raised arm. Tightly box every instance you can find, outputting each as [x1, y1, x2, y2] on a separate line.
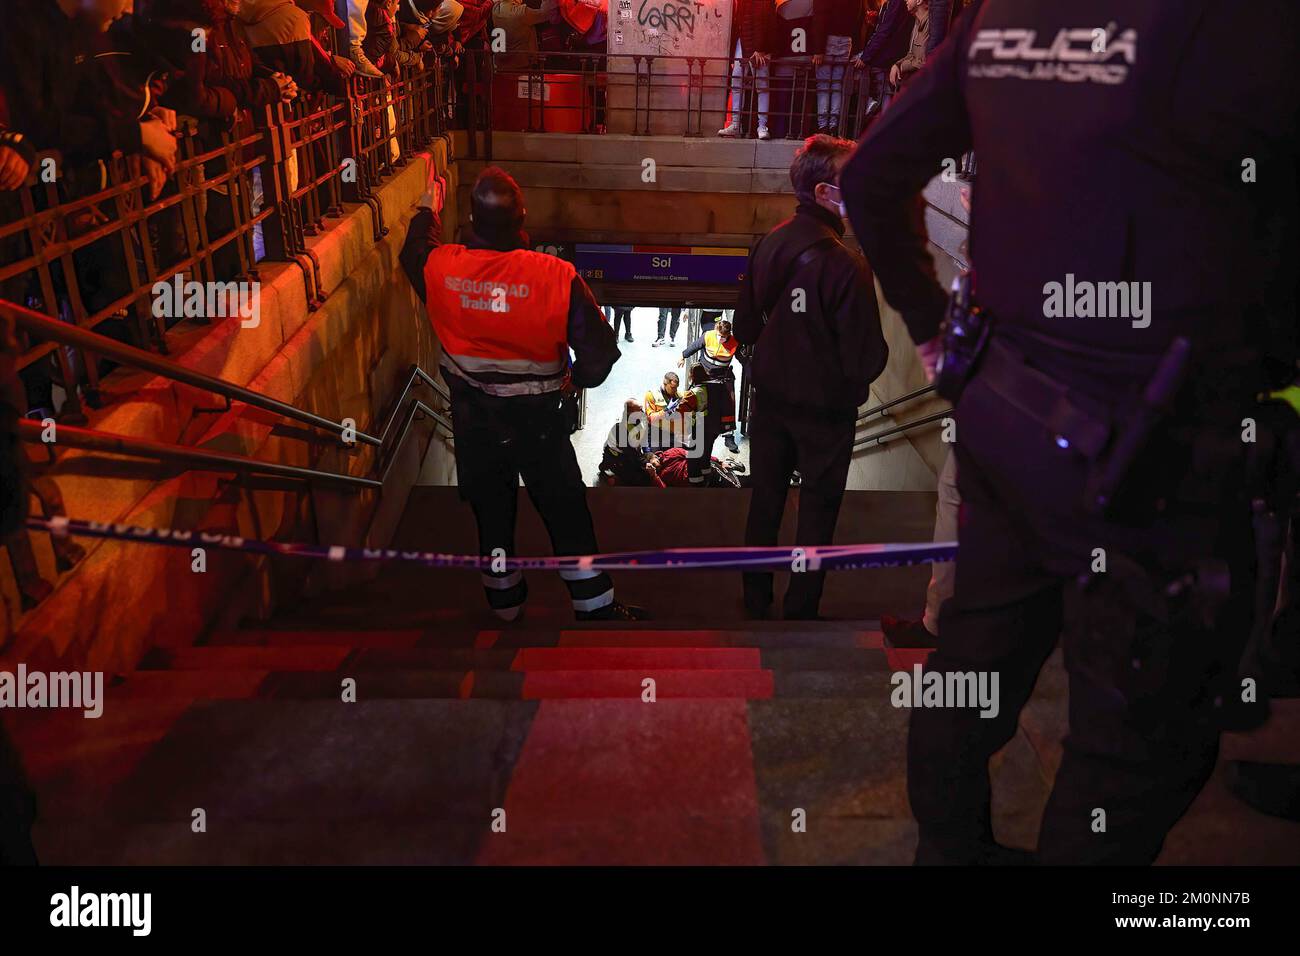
[567, 276, 621, 388]
[399, 170, 446, 302]
[841, 3, 975, 349]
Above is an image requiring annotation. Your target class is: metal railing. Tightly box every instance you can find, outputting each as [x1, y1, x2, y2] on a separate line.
[854, 409, 952, 450]
[0, 59, 451, 419]
[14, 360, 451, 490]
[17, 418, 381, 490]
[465, 50, 883, 145]
[7, 361, 453, 610]
[857, 383, 938, 425]
[2, 299, 379, 445]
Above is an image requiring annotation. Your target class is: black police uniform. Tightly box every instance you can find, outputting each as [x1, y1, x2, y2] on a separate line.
[843, 0, 1299, 863]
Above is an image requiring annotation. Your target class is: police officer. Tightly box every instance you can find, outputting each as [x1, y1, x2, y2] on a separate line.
[400, 166, 646, 622]
[680, 318, 740, 460]
[843, 1, 1298, 864]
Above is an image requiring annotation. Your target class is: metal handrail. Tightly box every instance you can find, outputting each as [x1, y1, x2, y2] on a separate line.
[472, 48, 877, 142]
[18, 419, 380, 489]
[854, 409, 952, 450]
[857, 383, 938, 424]
[2, 299, 381, 447]
[16, 362, 453, 490]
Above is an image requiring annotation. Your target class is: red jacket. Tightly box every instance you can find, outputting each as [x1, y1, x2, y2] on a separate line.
[456, 0, 493, 42]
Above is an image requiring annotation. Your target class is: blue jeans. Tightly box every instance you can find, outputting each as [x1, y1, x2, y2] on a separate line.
[816, 35, 854, 130]
[729, 37, 769, 130]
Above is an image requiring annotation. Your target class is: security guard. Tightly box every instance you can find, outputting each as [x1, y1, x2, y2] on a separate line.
[843, 1, 1298, 864]
[680, 318, 740, 460]
[400, 166, 646, 622]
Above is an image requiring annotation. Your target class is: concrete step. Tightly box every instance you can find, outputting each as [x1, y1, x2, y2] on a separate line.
[207, 628, 426, 648]
[102, 668, 900, 701]
[140, 645, 352, 672]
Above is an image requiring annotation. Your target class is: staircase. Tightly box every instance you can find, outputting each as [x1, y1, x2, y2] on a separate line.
[11, 488, 1299, 864]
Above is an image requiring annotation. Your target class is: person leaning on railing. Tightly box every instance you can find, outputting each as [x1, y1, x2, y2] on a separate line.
[143, 0, 301, 275]
[889, 0, 930, 91]
[719, 0, 779, 140]
[365, 0, 427, 74]
[849, 0, 914, 118]
[490, 0, 559, 72]
[0, 0, 180, 180]
[145, 0, 298, 126]
[238, 0, 355, 96]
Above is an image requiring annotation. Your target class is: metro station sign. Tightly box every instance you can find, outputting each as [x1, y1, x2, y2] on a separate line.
[572, 244, 749, 284]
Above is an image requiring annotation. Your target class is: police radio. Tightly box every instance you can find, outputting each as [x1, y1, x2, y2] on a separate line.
[935, 270, 991, 402]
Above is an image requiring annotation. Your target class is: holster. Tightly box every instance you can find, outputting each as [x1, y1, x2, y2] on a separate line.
[935, 271, 992, 403]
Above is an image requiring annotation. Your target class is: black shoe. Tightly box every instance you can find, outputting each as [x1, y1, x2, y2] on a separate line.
[724, 435, 739, 453]
[576, 600, 649, 622]
[624, 335, 634, 343]
[881, 614, 937, 648]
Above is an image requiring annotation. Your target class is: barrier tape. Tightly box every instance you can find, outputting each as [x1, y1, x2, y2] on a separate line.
[26, 516, 957, 573]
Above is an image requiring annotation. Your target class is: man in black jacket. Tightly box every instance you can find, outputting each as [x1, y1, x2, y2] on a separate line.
[843, 0, 1298, 864]
[733, 134, 888, 620]
[851, 0, 914, 115]
[0, 0, 179, 173]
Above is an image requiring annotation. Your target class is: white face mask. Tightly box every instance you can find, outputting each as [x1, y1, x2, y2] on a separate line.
[821, 183, 848, 219]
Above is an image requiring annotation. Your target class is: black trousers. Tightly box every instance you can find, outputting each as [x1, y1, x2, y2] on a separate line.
[611, 308, 633, 339]
[0, 723, 37, 865]
[743, 403, 854, 618]
[449, 379, 614, 616]
[656, 308, 681, 340]
[912, 371, 1256, 864]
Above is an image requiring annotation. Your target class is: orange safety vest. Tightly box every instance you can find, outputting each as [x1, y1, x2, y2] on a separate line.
[643, 387, 675, 417]
[424, 245, 576, 397]
[702, 329, 738, 371]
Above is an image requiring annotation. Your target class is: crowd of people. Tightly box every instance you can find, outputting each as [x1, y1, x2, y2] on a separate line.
[594, 311, 744, 488]
[721, 0, 972, 140]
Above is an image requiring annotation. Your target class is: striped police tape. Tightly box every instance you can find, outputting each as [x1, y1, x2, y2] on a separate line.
[27, 515, 958, 573]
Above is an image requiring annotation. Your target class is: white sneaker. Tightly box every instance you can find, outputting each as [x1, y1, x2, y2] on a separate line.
[652, 338, 664, 347]
[718, 122, 742, 138]
[757, 126, 771, 141]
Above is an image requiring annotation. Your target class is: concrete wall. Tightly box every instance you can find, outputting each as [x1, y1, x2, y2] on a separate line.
[0, 141, 459, 673]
